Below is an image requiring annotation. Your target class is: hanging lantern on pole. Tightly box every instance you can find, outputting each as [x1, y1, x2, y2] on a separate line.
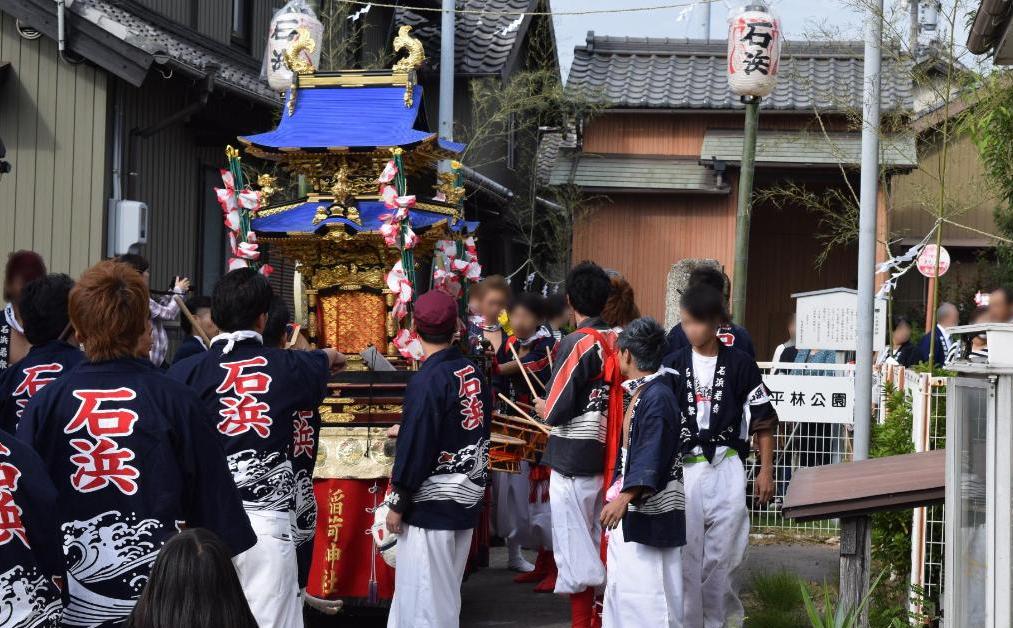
[726, 4, 780, 325]
[727, 4, 781, 97]
[264, 2, 323, 92]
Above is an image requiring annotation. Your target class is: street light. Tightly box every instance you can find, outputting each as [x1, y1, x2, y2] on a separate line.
[727, 4, 780, 324]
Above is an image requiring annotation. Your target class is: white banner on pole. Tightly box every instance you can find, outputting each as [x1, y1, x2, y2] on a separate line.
[762, 374, 855, 424]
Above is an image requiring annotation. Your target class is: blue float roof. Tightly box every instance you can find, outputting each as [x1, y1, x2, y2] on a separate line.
[253, 199, 478, 236]
[239, 84, 465, 154]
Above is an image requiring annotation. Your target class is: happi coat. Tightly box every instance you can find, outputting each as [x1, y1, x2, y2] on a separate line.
[389, 346, 491, 530]
[0, 339, 84, 434]
[616, 370, 685, 548]
[291, 407, 321, 588]
[0, 429, 63, 627]
[16, 357, 256, 628]
[663, 345, 778, 462]
[494, 331, 555, 404]
[167, 337, 330, 516]
[541, 317, 616, 477]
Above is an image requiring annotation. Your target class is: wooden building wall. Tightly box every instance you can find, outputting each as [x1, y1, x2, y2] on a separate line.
[890, 131, 997, 247]
[0, 11, 108, 276]
[572, 188, 738, 322]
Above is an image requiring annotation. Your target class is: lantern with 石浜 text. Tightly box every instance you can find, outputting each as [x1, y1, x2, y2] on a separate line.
[264, 2, 323, 92]
[727, 4, 781, 98]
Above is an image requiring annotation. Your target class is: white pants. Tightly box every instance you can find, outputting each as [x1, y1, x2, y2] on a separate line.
[603, 523, 683, 628]
[529, 480, 553, 550]
[682, 457, 750, 628]
[233, 510, 303, 628]
[493, 464, 533, 546]
[387, 524, 473, 628]
[549, 470, 605, 594]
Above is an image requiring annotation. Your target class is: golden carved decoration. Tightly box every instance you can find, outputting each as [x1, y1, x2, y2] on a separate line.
[320, 410, 355, 424]
[314, 427, 394, 479]
[311, 264, 386, 291]
[225, 145, 241, 160]
[330, 162, 352, 204]
[391, 25, 425, 107]
[256, 174, 278, 205]
[311, 204, 332, 225]
[284, 27, 317, 75]
[343, 404, 403, 416]
[320, 291, 388, 354]
[436, 170, 466, 206]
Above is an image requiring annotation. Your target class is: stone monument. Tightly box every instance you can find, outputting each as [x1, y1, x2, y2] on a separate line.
[664, 258, 724, 329]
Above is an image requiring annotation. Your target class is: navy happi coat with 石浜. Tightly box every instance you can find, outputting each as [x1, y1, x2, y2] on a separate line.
[0, 430, 64, 627]
[291, 407, 322, 588]
[168, 336, 330, 515]
[0, 339, 85, 434]
[15, 357, 256, 628]
[663, 345, 778, 462]
[390, 346, 491, 530]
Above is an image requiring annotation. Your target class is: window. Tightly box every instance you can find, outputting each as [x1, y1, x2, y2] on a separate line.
[232, 0, 251, 49]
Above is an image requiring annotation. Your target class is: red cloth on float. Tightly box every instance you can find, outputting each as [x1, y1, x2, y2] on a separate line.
[307, 478, 395, 604]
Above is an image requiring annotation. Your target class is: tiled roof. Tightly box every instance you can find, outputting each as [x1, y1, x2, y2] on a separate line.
[548, 152, 727, 193]
[535, 129, 576, 184]
[700, 129, 918, 169]
[568, 35, 913, 113]
[395, 0, 534, 76]
[70, 0, 277, 105]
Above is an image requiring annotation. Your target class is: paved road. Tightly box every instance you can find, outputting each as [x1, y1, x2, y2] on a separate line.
[310, 543, 839, 627]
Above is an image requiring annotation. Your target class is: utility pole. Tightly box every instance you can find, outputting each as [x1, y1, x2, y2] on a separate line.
[840, 0, 883, 624]
[439, 0, 455, 157]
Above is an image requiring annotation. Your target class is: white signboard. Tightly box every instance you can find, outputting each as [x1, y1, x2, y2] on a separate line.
[762, 374, 855, 424]
[794, 288, 886, 352]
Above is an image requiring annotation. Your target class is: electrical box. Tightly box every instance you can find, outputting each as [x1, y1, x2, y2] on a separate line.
[107, 199, 148, 257]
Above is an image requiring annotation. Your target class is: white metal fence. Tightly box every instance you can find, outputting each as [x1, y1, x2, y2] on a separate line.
[748, 362, 855, 537]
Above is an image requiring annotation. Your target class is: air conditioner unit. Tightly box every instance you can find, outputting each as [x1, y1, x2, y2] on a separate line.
[107, 199, 148, 257]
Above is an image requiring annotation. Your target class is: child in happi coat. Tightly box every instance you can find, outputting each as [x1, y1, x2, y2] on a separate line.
[495, 292, 556, 584]
[16, 261, 256, 627]
[664, 284, 777, 628]
[665, 267, 755, 358]
[168, 269, 345, 628]
[385, 290, 492, 628]
[0, 429, 64, 627]
[599, 317, 684, 628]
[467, 275, 510, 360]
[534, 261, 616, 628]
[0, 273, 84, 433]
[0, 251, 48, 369]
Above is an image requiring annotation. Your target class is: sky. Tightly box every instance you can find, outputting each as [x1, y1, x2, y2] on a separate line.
[550, 0, 977, 79]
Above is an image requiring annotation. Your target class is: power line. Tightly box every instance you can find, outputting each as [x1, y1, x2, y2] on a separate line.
[339, 0, 719, 17]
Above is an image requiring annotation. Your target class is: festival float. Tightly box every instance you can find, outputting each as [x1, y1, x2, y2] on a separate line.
[216, 26, 490, 608]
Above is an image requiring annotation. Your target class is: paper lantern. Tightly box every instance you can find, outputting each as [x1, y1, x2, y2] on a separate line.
[265, 9, 323, 91]
[727, 6, 781, 98]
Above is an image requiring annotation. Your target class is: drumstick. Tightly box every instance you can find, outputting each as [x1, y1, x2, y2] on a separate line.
[173, 295, 211, 347]
[497, 393, 550, 435]
[546, 346, 554, 371]
[509, 343, 542, 398]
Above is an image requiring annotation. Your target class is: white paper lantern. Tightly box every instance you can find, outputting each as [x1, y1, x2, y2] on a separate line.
[265, 10, 324, 91]
[727, 5, 781, 98]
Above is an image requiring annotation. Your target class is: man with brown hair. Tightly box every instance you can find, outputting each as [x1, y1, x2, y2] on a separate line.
[16, 260, 255, 627]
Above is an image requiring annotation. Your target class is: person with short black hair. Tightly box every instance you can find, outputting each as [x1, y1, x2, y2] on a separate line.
[666, 284, 778, 628]
[544, 292, 572, 342]
[600, 317, 685, 627]
[665, 266, 755, 358]
[1, 250, 48, 368]
[173, 295, 217, 364]
[17, 260, 255, 625]
[533, 261, 616, 627]
[125, 528, 258, 628]
[168, 268, 345, 628]
[385, 290, 492, 628]
[989, 286, 1013, 323]
[116, 254, 191, 368]
[0, 273, 84, 433]
[494, 292, 557, 579]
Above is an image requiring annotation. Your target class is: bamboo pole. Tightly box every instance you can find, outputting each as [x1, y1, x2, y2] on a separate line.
[173, 295, 210, 347]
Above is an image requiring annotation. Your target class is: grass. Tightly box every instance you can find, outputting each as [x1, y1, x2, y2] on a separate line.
[743, 571, 812, 628]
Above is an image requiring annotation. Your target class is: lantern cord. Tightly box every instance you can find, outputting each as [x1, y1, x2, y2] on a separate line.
[339, 0, 725, 17]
